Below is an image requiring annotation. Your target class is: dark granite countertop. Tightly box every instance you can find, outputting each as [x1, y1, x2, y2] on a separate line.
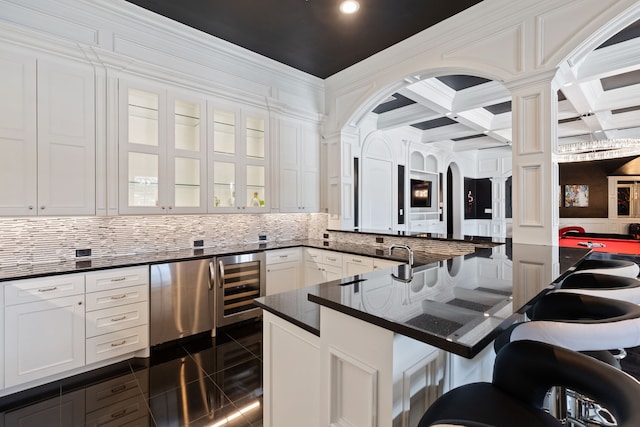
[328, 228, 507, 245]
[255, 243, 591, 358]
[0, 239, 444, 282]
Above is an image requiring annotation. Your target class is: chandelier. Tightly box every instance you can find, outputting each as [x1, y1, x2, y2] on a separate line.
[555, 138, 640, 163]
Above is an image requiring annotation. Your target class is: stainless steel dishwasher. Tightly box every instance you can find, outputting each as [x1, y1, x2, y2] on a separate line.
[150, 258, 214, 346]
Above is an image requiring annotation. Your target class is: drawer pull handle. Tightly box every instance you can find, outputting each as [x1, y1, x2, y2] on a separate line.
[353, 259, 361, 263]
[38, 286, 58, 292]
[110, 277, 127, 282]
[111, 408, 128, 419]
[327, 257, 336, 261]
[111, 384, 127, 394]
[111, 340, 127, 347]
[279, 255, 288, 258]
[110, 294, 127, 300]
[111, 315, 127, 322]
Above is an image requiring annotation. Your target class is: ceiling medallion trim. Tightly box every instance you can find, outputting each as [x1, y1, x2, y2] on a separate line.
[555, 138, 640, 162]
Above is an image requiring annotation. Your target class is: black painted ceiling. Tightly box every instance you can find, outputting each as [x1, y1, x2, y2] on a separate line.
[124, 0, 484, 78]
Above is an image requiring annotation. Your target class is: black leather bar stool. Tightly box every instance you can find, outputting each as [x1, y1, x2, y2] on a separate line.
[494, 293, 640, 365]
[418, 340, 640, 427]
[493, 292, 640, 425]
[554, 272, 640, 304]
[571, 258, 639, 278]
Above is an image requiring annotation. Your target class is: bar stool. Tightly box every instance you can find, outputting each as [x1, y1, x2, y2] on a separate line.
[494, 292, 640, 425]
[554, 272, 640, 305]
[571, 259, 639, 279]
[418, 340, 640, 427]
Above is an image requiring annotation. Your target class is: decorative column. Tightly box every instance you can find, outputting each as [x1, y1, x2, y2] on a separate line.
[508, 70, 559, 246]
[326, 127, 359, 230]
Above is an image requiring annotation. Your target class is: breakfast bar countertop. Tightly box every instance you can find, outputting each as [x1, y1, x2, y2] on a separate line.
[255, 243, 591, 358]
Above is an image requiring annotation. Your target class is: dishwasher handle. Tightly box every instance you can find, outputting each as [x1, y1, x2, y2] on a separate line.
[208, 261, 215, 290]
[218, 260, 226, 289]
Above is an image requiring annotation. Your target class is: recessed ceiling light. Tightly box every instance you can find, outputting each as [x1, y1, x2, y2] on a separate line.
[339, 0, 360, 14]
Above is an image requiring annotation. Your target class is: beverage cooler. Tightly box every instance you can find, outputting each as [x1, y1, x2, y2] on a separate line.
[213, 252, 266, 328]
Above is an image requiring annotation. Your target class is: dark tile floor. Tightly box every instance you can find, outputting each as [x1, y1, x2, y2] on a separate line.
[0, 320, 263, 427]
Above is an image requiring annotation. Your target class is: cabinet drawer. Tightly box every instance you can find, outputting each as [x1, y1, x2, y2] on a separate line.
[86, 301, 149, 338]
[322, 252, 343, 268]
[85, 372, 149, 413]
[85, 266, 149, 293]
[343, 254, 374, 268]
[86, 324, 148, 365]
[85, 284, 149, 312]
[266, 248, 301, 264]
[305, 248, 324, 262]
[4, 274, 84, 305]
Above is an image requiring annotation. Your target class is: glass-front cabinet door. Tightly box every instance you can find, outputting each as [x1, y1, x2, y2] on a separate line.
[119, 80, 206, 214]
[209, 105, 268, 212]
[167, 94, 207, 213]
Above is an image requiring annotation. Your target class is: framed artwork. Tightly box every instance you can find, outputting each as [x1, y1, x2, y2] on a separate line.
[564, 184, 589, 207]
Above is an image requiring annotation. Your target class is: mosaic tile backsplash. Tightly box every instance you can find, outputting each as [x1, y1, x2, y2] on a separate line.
[0, 213, 328, 266]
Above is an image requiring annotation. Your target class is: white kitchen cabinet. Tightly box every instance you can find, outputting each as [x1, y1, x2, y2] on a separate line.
[4, 274, 86, 388]
[0, 51, 95, 216]
[0, 283, 3, 390]
[343, 254, 375, 276]
[304, 249, 344, 285]
[84, 267, 149, 365]
[373, 258, 403, 271]
[279, 119, 319, 212]
[209, 104, 270, 212]
[118, 79, 207, 214]
[266, 248, 302, 295]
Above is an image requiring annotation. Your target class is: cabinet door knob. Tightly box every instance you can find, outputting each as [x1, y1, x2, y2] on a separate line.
[161, 206, 166, 210]
[28, 206, 33, 210]
[168, 206, 173, 210]
[40, 205, 45, 210]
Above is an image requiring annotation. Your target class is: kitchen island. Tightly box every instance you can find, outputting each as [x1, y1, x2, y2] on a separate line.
[255, 242, 590, 427]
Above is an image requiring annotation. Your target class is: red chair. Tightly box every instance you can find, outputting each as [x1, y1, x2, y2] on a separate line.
[559, 226, 585, 237]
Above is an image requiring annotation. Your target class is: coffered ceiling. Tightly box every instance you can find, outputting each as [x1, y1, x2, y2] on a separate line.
[370, 20, 640, 153]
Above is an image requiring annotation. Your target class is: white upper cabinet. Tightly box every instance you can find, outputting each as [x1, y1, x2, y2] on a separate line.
[208, 104, 269, 212]
[0, 51, 95, 216]
[279, 119, 319, 213]
[118, 80, 207, 214]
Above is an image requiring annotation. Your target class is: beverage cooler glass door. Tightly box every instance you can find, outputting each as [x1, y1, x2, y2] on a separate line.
[215, 252, 265, 327]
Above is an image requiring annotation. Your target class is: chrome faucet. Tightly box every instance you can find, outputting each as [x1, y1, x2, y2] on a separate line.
[389, 244, 413, 266]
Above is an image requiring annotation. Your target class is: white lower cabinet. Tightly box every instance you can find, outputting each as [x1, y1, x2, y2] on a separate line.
[4, 273, 86, 388]
[84, 267, 149, 365]
[266, 248, 302, 295]
[2, 266, 150, 394]
[343, 254, 375, 276]
[4, 293, 85, 388]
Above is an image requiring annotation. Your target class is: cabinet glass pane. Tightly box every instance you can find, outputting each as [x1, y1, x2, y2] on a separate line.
[246, 165, 265, 207]
[246, 116, 264, 159]
[128, 89, 158, 146]
[175, 99, 200, 152]
[213, 110, 235, 155]
[175, 157, 200, 207]
[213, 161, 236, 207]
[128, 152, 158, 207]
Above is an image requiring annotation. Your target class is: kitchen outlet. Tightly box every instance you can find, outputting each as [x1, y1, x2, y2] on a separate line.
[323, 233, 329, 239]
[193, 239, 204, 247]
[76, 248, 91, 258]
[259, 235, 267, 241]
[376, 237, 384, 243]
